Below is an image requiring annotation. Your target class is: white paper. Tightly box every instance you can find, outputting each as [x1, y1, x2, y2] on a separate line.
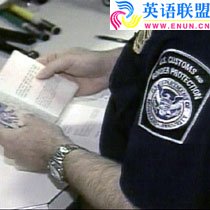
[58, 90, 110, 153]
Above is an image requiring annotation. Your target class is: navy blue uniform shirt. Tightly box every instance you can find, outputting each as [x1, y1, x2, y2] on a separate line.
[100, 31, 210, 209]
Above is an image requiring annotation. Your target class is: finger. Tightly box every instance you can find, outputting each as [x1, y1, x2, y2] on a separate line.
[36, 57, 48, 65]
[36, 53, 58, 65]
[21, 113, 39, 126]
[22, 113, 50, 128]
[37, 55, 72, 79]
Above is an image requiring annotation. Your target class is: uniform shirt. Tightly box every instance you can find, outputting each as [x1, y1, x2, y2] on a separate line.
[100, 31, 210, 209]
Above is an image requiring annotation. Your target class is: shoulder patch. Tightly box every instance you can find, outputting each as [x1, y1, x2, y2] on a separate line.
[133, 30, 152, 54]
[138, 49, 210, 144]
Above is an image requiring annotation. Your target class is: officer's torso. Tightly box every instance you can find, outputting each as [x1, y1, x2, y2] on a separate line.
[100, 31, 210, 209]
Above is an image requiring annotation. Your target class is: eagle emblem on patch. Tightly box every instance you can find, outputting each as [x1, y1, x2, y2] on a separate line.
[146, 78, 192, 130]
[139, 49, 210, 144]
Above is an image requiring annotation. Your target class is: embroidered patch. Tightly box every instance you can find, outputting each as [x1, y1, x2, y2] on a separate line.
[133, 30, 152, 54]
[138, 49, 210, 144]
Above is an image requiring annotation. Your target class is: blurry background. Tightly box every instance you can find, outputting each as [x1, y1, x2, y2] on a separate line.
[0, 0, 134, 66]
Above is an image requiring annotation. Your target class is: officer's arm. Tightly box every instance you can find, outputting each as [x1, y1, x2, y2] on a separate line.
[64, 149, 137, 209]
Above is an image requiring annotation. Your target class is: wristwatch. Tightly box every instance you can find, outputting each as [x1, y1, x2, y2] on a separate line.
[48, 144, 82, 182]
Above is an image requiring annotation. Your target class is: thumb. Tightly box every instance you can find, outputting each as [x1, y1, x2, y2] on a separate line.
[36, 56, 72, 79]
[36, 67, 54, 79]
[22, 113, 42, 126]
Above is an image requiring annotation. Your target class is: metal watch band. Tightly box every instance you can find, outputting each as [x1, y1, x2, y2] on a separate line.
[48, 144, 83, 182]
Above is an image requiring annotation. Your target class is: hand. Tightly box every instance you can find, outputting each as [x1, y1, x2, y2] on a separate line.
[37, 47, 122, 96]
[0, 112, 69, 172]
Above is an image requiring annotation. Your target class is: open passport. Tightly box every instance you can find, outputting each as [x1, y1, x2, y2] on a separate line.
[0, 50, 110, 153]
[0, 50, 79, 123]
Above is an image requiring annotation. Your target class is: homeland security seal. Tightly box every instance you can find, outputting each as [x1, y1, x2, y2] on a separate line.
[139, 49, 210, 144]
[146, 78, 192, 130]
